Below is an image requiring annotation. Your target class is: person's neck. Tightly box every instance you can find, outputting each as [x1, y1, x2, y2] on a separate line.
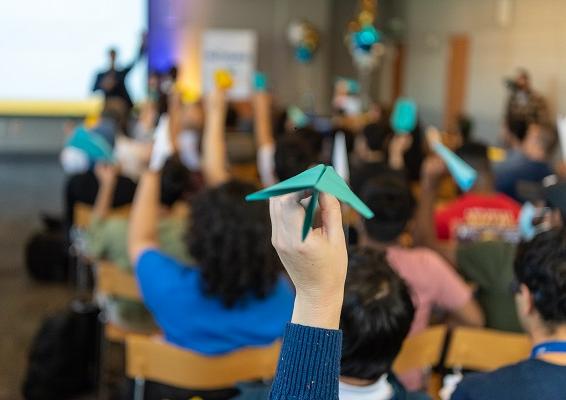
[468, 175, 496, 196]
[531, 325, 566, 365]
[340, 375, 382, 387]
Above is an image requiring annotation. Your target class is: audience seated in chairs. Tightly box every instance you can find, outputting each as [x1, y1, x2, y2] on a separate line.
[86, 156, 194, 332]
[451, 227, 566, 399]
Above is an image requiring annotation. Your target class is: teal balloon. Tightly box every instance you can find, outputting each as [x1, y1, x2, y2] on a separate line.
[391, 98, 417, 134]
[354, 25, 380, 52]
[433, 142, 478, 192]
[254, 72, 268, 91]
[295, 45, 313, 63]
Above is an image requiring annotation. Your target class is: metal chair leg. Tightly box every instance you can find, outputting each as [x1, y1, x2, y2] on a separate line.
[133, 377, 145, 400]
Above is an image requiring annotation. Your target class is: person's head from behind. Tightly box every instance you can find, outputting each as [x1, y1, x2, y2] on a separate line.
[108, 47, 117, 68]
[513, 228, 566, 337]
[160, 156, 193, 208]
[522, 123, 558, 160]
[361, 174, 415, 244]
[357, 121, 392, 160]
[341, 248, 415, 382]
[274, 133, 317, 181]
[455, 142, 493, 189]
[188, 180, 279, 307]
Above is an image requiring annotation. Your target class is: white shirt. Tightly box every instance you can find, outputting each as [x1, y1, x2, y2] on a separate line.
[339, 374, 394, 400]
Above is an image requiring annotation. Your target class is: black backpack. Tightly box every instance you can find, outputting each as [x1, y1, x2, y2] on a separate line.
[22, 300, 100, 400]
[24, 214, 68, 282]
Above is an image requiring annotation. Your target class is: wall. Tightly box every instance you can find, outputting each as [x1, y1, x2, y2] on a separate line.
[402, 0, 566, 143]
[160, 0, 333, 113]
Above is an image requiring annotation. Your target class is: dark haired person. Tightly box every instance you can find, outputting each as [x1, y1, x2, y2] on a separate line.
[128, 87, 294, 354]
[504, 69, 548, 125]
[340, 248, 430, 400]
[495, 123, 557, 202]
[87, 157, 192, 331]
[350, 121, 402, 195]
[451, 228, 566, 400]
[417, 143, 521, 248]
[254, 91, 320, 186]
[360, 173, 483, 390]
[129, 178, 293, 353]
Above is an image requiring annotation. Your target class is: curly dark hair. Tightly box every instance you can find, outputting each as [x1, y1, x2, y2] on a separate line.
[188, 180, 280, 307]
[341, 248, 415, 381]
[514, 227, 566, 329]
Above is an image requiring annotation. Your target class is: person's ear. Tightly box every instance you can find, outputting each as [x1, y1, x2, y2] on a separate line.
[516, 283, 536, 317]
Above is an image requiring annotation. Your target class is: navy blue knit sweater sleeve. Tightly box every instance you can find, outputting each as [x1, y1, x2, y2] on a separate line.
[269, 323, 342, 400]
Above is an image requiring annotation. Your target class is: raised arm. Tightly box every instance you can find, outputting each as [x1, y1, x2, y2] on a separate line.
[269, 192, 347, 400]
[254, 92, 277, 186]
[388, 134, 413, 171]
[202, 88, 230, 187]
[123, 33, 147, 75]
[128, 112, 173, 264]
[92, 163, 118, 220]
[413, 156, 457, 264]
[128, 170, 160, 265]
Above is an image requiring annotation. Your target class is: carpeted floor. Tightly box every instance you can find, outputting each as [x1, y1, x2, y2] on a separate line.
[0, 155, 75, 400]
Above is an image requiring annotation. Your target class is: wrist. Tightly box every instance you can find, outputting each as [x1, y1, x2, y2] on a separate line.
[292, 289, 344, 330]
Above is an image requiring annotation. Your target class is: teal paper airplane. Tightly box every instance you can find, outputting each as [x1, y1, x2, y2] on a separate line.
[246, 164, 374, 240]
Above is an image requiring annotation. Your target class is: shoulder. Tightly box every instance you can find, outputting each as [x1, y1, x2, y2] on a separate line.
[136, 249, 194, 279]
[453, 360, 532, 398]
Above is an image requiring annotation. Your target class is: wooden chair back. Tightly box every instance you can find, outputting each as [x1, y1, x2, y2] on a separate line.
[125, 335, 281, 390]
[96, 261, 141, 302]
[393, 325, 448, 374]
[73, 202, 131, 229]
[445, 327, 530, 371]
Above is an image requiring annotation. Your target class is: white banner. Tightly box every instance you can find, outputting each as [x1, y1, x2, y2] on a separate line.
[202, 29, 257, 100]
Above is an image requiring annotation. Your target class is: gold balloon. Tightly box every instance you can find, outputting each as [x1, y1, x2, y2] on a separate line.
[358, 10, 374, 26]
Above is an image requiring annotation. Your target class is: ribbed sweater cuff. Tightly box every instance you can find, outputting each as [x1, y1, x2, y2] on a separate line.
[270, 323, 342, 400]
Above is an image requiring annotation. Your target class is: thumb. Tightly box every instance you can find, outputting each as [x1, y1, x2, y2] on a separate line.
[318, 192, 344, 242]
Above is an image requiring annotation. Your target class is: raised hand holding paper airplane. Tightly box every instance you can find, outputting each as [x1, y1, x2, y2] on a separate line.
[214, 69, 234, 90]
[391, 98, 417, 135]
[246, 164, 374, 240]
[557, 115, 566, 161]
[254, 72, 268, 91]
[287, 106, 310, 128]
[426, 126, 477, 192]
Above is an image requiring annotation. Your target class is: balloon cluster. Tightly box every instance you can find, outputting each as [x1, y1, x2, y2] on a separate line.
[346, 0, 384, 70]
[287, 20, 320, 64]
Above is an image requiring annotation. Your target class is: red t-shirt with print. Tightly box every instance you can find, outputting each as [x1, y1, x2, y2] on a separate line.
[435, 193, 521, 241]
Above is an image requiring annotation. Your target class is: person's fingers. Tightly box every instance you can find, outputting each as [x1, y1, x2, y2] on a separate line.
[318, 192, 344, 242]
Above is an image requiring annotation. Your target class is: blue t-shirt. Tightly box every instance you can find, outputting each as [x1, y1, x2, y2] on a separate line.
[494, 151, 553, 202]
[451, 359, 566, 400]
[136, 249, 294, 354]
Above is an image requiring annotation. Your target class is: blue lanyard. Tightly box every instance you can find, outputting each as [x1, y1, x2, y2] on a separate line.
[530, 341, 566, 358]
